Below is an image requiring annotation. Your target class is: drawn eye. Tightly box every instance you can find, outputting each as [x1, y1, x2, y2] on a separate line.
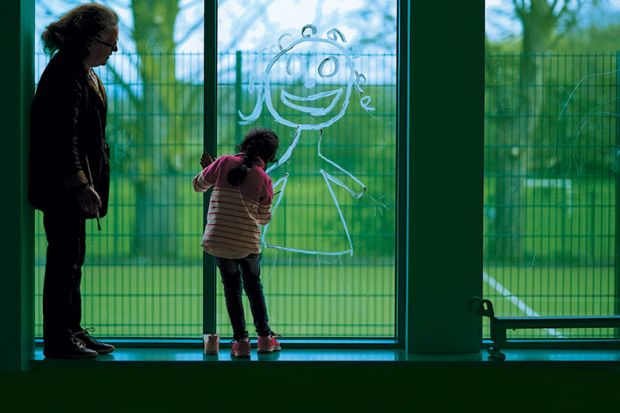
[318, 56, 339, 78]
[286, 55, 302, 76]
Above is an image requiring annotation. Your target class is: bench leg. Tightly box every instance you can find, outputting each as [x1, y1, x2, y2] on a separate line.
[488, 326, 507, 361]
[488, 347, 506, 361]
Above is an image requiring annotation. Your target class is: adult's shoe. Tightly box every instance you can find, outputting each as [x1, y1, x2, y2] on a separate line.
[73, 328, 115, 354]
[43, 337, 98, 360]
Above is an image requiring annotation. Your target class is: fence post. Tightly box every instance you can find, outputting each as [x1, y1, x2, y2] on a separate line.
[235, 51, 243, 145]
[615, 51, 620, 334]
[616, 51, 620, 328]
[561, 179, 567, 260]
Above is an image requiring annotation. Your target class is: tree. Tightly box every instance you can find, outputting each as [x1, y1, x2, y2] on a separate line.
[488, 0, 594, 262]
[126, 0, 272, 259]
[127, 0, 183, 259]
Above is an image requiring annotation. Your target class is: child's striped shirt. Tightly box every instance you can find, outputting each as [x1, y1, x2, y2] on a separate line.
[192, 154, 273, 259]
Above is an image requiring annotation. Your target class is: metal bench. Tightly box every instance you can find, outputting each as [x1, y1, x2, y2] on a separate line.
[474, 298, 620, 361]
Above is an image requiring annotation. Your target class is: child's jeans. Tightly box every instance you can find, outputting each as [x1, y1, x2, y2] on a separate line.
[215, 253, 271, 340]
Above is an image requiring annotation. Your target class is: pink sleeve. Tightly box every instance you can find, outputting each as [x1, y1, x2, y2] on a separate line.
[257, 175, 273, 225]
[192, 157, 223, 192]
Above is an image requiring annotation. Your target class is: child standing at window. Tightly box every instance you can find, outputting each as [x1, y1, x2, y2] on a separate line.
[193, 127, 281, 358]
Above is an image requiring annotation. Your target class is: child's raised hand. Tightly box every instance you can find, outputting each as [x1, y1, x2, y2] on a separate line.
[200, 152, 214, 169]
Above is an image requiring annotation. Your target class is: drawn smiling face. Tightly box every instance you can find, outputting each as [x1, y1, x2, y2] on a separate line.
[264, 37, 355, 130]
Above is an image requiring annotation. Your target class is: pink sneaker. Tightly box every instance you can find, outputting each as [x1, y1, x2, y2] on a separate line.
[204, 334, 219, 355]
[257, 334, 282, 353]
[231, 338, 251, 358]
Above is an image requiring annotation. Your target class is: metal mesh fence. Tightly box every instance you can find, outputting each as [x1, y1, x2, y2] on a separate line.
[215, 51, 397, 338]
[484, 52, 620, 339]
[33, 50, 620, 342]
[34, 51, 397, 338]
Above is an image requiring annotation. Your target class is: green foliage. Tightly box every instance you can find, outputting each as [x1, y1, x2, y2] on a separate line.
[485, 17, 618, 263]
[484, 177, 616, 265]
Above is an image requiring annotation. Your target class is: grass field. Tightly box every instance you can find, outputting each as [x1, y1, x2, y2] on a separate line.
[32, 262, 618, 340]
[483, 265, 618, 339]
[34, 262, 396, 339]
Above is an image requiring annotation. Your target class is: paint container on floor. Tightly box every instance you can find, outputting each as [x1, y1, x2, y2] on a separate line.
[204, 334, 219, 355]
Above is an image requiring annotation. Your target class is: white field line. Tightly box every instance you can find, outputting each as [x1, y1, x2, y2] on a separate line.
[483, 272, 565, 338]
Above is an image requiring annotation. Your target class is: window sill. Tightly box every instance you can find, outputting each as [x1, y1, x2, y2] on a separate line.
[32, 347, 620, 364]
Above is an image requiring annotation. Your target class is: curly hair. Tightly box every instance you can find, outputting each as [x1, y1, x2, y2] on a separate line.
[41, 3, 118, 58]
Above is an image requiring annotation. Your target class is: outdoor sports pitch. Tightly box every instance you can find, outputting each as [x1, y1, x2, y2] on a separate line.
[32, 263, 617, 340]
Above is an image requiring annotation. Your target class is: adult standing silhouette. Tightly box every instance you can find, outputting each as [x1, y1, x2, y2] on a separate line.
[29, 3, 118, 359]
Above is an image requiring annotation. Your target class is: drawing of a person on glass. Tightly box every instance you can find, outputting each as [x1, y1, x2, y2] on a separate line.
[240, 25, 381, 256]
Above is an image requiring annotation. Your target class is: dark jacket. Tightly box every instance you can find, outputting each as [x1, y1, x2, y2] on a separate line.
[29, 51, 110, 218]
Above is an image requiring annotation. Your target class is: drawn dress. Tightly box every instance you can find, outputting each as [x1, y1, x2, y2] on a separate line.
[261, 130, 357, 256]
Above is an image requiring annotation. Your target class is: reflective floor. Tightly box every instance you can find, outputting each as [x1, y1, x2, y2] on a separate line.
[32, 347, 620, 363]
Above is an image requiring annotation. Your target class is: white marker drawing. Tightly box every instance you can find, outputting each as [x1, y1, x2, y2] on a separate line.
[240, 24, 385, 256]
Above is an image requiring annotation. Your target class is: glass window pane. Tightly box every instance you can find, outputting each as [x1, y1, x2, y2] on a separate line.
[485, 0, 620, 340]
[34, 0, 205, 337]
[217, 0, 398, 337]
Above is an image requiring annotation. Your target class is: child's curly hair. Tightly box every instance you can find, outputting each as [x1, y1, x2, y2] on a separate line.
[227, 128, 280, 186]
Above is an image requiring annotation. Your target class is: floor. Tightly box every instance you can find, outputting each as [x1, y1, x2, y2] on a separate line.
[14, 346, 620, 412]
[32, 346, 620, 363]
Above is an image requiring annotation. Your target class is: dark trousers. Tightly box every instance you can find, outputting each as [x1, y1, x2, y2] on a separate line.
[42, 210, 86, 346]
[216, 254, 271, 340]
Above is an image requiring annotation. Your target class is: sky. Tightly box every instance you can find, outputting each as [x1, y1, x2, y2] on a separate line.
[35, 0, 397, 82]
[34, 0, 620, 81]
[216, 0, 371, 51]
[36, 0, 620, 52]
[485, 0, 620, 41]
[485, 0, 521, 40]
[36, 0, 394, 53]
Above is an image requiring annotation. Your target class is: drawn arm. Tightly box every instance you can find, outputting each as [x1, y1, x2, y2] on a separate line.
[317, 131, 366, 198]
[318, 131, 389, 213]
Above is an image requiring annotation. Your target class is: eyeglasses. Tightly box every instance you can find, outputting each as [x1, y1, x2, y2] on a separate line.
[96, 39, 118, 50]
